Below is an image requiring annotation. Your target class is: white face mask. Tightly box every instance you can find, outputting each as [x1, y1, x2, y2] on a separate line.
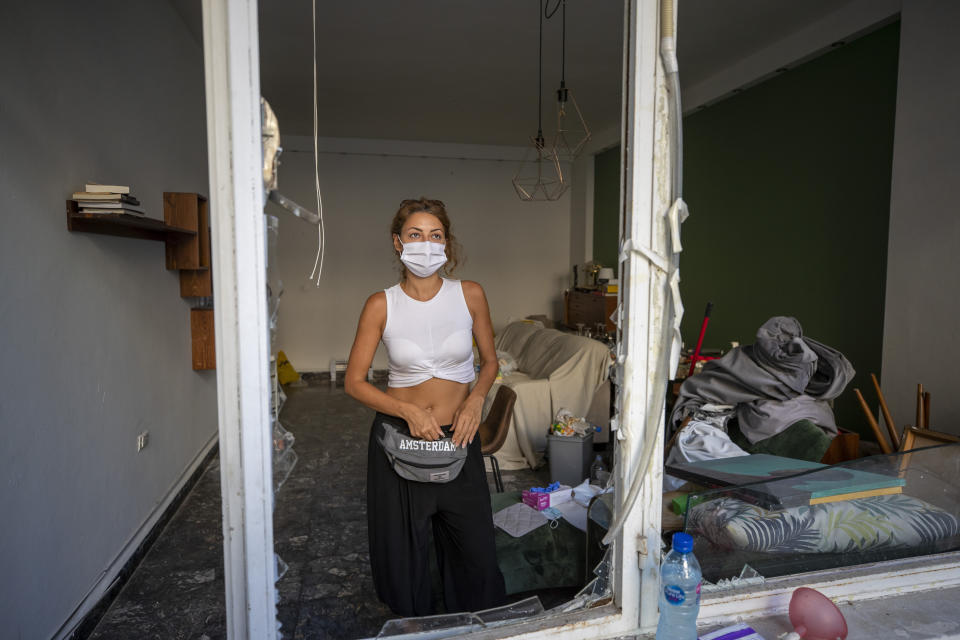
[398, 239, 448, 278]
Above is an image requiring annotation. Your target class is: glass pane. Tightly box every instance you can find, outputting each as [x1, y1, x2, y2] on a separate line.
[677, 444, 960, 587]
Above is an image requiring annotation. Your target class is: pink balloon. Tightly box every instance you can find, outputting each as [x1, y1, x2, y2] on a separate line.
[788, 587, 848, 640]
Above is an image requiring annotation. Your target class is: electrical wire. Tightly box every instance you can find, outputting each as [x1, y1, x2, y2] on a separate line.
[561, 0, 565, 84]
[308, 0, 326, 286]
[544, 0, 565, 82]
[544, 0, 562, 19]
[536, 0, 543, 141]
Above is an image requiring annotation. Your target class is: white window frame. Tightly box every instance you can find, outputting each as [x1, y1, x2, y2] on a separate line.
[202, 0, 277, 638]
[201, 1, 960, 638]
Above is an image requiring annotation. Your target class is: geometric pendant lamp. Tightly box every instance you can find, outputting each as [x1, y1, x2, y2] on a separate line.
[513, 133, 569, 201]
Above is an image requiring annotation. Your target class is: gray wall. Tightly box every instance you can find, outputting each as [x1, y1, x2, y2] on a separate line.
[272, 136, 572, 371]
[882, 1, 960, 434]
[0, 3, 216, 637]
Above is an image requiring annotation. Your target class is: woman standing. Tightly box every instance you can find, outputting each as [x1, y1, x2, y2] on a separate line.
[344, 198, 506, 616]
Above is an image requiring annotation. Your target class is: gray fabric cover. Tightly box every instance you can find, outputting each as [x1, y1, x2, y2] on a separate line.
[670, 317, 855, 444]
[485, 322, 611, 469]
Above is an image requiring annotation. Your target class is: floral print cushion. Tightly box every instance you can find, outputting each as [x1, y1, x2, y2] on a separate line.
[687, 494, 960, 554]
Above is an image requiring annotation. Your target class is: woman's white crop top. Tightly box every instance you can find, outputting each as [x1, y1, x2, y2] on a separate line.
[382, 279, 476, 388]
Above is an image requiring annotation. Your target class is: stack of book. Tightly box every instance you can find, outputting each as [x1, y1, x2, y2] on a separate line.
[666, 453, 905, 509]
[72, 183, 145, 216]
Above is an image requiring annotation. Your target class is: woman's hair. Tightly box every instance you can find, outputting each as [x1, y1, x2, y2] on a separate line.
[390, 197, 463, 277]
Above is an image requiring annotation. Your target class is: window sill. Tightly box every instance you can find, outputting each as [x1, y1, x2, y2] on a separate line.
[697, 550, 960, 627]
[634, 583, 960, 640]
[444, 604, 622, 640]
[414, 551, 960, 640]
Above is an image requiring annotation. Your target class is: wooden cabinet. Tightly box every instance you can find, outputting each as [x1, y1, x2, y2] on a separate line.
[564, 289, 618, 332]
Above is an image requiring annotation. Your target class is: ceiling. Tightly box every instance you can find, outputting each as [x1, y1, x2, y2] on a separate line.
[170, 0, 864, 146]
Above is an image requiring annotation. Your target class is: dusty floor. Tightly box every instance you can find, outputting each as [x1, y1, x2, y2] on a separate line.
[89, 381, 550, 639]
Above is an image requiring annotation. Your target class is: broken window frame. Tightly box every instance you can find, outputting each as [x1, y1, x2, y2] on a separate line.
[201, 0, 960, 638]
[202, 0, 278, 637]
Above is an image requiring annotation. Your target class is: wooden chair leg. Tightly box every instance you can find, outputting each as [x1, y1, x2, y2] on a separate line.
[486, 454, 504, 493]
[870, 373, 900, 449]
[923, 391, 931, 429]
[854, 388, 892, 454]
[916, 383, 925, 432]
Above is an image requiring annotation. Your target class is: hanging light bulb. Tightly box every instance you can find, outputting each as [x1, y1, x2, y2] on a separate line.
[513, 0, 568, 201]
[550, 0, 590, 163]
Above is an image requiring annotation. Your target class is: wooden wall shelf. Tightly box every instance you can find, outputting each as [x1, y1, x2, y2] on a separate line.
[65, 192, 215, 370]
[190, 309, 216, 370]
[163, 192, 216, 371]
[164, 192, 209, 270]
[163, 192, 213, 299]
[66, 200, 196, 242]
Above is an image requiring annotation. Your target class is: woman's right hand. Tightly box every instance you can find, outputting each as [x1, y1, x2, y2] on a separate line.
[403, 404, 445, 441]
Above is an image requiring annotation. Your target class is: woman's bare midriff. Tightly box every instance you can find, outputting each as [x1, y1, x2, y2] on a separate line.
[386, 377, 470, 426]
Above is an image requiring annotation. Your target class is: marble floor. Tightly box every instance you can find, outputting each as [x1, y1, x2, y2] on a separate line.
[89, 381, 550, 640]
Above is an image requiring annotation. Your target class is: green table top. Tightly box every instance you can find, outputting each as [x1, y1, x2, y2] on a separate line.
[491, 491, 586, 594]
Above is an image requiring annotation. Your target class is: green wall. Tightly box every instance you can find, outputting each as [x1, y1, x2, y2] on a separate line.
[593, 145, 621, 269]
[679, 23, 900, 432]
[591, 23, 901, 434]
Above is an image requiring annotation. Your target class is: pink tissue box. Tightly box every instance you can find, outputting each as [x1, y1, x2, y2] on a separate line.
[521, 491, 551, 510]
[521, 486, 572, 511]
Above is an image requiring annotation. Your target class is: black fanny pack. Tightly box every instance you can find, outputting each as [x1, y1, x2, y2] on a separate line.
[377, 422, 468, 483]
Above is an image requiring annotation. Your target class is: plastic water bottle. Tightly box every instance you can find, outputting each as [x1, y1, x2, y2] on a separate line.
[589, 454, 606, 483]
[656, 532, 702, 640]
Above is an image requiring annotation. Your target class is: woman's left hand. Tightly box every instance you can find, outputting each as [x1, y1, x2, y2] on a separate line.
[451, 394, 484, 448]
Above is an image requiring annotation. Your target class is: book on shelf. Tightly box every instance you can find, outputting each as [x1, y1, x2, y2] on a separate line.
[85, 183, 130, 194]
[80, 209, 146, 217]
[72, 192, 140, 205]
[665, 453, 905, 510]
[80, 205, 146, 216]
[76, 200, 144, 212]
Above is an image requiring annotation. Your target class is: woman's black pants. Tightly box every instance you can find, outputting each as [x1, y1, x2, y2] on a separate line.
[367, 412, 506, 616]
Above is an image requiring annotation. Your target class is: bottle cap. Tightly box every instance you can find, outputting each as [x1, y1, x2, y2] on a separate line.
[672, 532, 694, 553]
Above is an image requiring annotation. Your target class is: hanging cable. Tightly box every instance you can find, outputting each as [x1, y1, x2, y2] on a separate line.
[536, 0, 544, 146]
[308, 0, 326, 285]
[544, 0, 565, 87]
[561, 0, 566, 85]
[557, 0, 567, 106]
[512, 0, 567, 200]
